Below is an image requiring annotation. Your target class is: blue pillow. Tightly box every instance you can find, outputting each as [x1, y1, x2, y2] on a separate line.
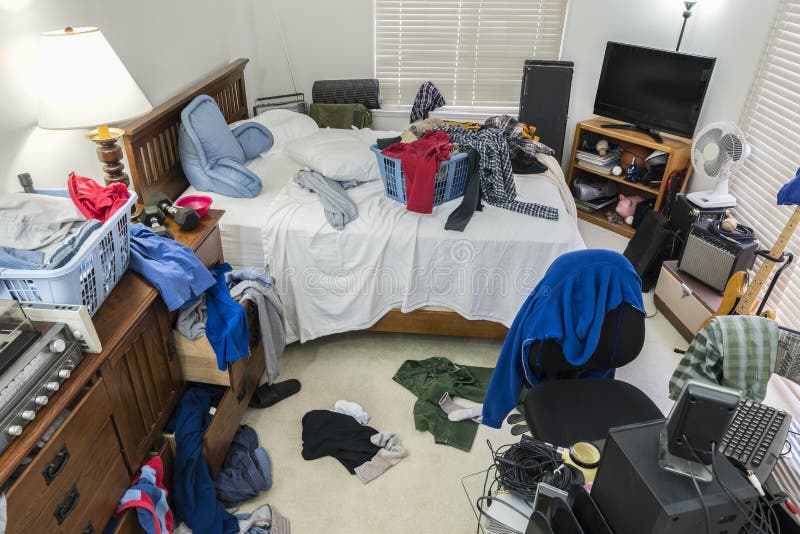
[179, 95, 272, 198]
[232, 122, 274, 160]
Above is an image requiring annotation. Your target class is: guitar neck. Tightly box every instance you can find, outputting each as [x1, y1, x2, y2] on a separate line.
[735, 205, 800, 315]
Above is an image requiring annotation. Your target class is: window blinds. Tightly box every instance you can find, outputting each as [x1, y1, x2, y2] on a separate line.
[731, 0, 800, 328]
[375, 0, 568, 108]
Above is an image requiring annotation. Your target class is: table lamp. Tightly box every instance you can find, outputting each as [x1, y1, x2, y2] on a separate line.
[38, 27, 152, 186]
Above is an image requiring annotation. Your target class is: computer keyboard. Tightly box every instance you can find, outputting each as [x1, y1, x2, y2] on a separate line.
[719, 398, 792, 483]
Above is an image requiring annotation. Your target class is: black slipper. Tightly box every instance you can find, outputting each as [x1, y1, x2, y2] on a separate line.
[249, 379, 301, 409]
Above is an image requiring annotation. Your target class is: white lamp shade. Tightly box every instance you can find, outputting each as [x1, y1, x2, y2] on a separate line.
[38, 27, 152, 130]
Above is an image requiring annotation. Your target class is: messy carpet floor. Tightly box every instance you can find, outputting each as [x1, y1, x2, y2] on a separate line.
[235, 222, 687, 533]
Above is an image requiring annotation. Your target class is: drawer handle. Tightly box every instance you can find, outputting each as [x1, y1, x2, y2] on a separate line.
[42, 444, 70, 485]
[54, 485, 80, 525]
[83, 521, 95, 534]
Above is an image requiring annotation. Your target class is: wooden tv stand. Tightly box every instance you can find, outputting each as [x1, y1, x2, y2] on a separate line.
[567, 118, 692, 238]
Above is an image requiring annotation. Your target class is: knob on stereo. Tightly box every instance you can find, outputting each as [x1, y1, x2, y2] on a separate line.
[58, 369, 71, 379]
[7, 426, 23, 436]
[20, 410, 35, 421]
[49, 338, 67, 354]
[45, 382, 60, 392]
[34, 396, 48, 406]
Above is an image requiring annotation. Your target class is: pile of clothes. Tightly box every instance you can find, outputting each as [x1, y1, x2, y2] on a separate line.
[379, 112, 560, 228]
[0, 173, 129, 270]
[301, 400, 407, 484]
[164, 386, 291, 534]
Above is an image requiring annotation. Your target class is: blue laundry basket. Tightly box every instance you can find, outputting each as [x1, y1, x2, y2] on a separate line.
[0, 189, 137, 316]
[371, 145, 470, 207]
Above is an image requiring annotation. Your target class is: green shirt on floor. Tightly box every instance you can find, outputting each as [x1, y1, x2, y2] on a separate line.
[393, 356, 496, 452]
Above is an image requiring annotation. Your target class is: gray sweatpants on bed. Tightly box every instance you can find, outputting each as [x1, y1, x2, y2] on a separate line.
[293, 170, 362, 230]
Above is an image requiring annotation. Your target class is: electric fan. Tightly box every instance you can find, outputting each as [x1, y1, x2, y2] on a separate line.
[686, 122, 751, 209]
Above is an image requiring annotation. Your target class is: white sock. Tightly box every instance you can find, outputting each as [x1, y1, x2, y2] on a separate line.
[448, 406, 483, 422]
[333, 400, 370, 425]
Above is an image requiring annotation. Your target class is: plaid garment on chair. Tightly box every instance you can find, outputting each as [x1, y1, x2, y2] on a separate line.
[484, 115, 555, 158]
[410, 81, 446, 123]
[669, 315, 780, 402]
[435, 127, 559, 221]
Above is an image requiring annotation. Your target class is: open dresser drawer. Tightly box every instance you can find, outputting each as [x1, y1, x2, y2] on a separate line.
[170, 300, 266, 477]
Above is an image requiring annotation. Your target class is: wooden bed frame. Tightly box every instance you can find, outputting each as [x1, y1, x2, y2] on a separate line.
[123, 58, 508, 339]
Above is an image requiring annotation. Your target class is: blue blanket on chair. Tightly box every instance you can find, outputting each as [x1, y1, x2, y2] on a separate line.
[482, 249, 644, 428]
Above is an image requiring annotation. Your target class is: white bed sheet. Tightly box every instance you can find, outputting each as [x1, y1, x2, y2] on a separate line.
[186, 151, 585, 343]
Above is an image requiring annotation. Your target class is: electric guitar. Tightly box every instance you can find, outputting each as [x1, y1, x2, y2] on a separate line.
[701, 205, 800, 329]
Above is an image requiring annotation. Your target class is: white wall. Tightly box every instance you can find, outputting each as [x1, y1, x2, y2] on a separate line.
[561, 0, 779, 191]
[0, 0, 259, 192]
[0, 0, 780, 194]
[248, 0, 779, 192]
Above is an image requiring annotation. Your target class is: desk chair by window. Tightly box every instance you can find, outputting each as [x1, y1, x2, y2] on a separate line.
[523, 303, 664, 446]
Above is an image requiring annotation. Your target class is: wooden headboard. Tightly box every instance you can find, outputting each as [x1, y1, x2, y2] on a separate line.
[123, 58, 250, 203]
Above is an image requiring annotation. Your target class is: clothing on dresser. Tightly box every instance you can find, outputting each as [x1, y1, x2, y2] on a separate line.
[0, 219, 101, 270]
[67, 172, 131, 223]
[205, 263, 250, 371]
[227, 268, 286, 384]
[175, 295, 208, 340]
[381, 130, 453, 214]
[0, 192, 86, 252]
[293, 170, 362, 230]
[435, 127, 559, 221]
[129, 223, 216, 311]
[410, 81, 446, 123]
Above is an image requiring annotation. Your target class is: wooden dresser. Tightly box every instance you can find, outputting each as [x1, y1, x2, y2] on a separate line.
[0, 209, 263, 533]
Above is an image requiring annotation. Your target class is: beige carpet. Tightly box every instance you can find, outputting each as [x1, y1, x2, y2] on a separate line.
[232, 222, 688, 533]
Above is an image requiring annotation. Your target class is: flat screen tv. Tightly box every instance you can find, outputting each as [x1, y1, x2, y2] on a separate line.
[593, 42, 716, 142]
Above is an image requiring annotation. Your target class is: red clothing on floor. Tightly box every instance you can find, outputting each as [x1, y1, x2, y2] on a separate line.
[382, 130, 452, 214]
[67, 172, 131, 223]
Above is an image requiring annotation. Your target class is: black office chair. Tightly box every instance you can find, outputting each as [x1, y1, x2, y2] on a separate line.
[523, 303, 664, 446]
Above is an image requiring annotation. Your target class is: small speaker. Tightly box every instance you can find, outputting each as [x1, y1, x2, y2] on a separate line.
[518, 60, 574, 161]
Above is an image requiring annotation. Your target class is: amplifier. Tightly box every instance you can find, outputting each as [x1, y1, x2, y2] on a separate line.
[679, 220, 758, 292]
[669, 194, 728, 240]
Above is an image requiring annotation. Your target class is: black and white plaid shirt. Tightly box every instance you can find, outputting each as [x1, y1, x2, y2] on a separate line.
[437, 127, 559, 221]
[484, 115, 555, 158]
[410, 81, 446, 123]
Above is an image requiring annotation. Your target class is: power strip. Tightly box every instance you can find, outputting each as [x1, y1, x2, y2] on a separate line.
[19, 302, 102, 353]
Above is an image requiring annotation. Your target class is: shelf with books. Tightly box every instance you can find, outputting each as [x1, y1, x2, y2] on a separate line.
[572, 163, 660, 195]
[566, 118, 692, 239]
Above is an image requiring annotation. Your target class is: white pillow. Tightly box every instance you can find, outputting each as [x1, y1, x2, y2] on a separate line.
[287, 128, 392, 182]
[230, 109, 319, 152]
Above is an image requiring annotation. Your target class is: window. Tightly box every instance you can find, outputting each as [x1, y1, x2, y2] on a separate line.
[731, 0, 800, 328]
[375, 0, 568, 108]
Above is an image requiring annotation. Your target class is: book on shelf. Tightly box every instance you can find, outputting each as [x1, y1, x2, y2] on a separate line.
[576, 146, 623, 165]
[575, 160, 617, 175]
[574, 195, 617, 213]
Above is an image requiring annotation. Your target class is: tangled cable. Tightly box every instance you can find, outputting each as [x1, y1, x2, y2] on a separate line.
[490, 438, 579, 501]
